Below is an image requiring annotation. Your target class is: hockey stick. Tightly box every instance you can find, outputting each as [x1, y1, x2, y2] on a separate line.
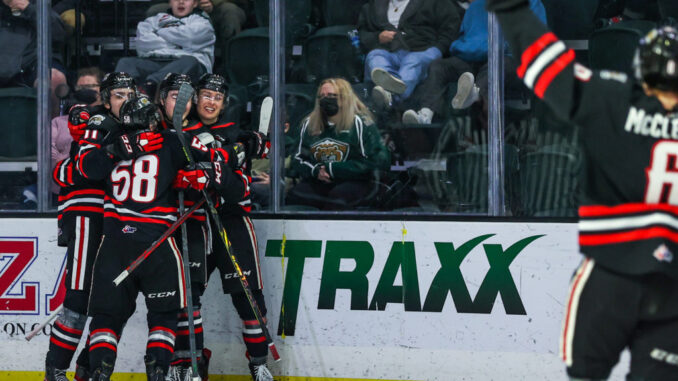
[112, 198, 206, 286]
[258, 96, 273, 136]
[174, 83, 281, 362]
[25, 305, 64, 341]
[173, 90, 202, 381]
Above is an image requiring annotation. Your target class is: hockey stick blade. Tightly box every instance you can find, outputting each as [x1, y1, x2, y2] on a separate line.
[258, 96, 273, 135]
[112, 198, 206, 286]
[25, 305, 63, 341]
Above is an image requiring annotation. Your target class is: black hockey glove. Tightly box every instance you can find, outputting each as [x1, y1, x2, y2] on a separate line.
[217, 143, 246, 170]
[237, 131, 270, 159]
[105, 131, 164, 160]
[485, 0, 529, 12]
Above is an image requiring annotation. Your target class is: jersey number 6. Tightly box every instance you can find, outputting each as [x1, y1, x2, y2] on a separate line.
[111, 155, 159, 202]
[645, 141, 678, 204]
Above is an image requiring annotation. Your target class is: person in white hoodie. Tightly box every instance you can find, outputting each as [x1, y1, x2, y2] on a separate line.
[115, 0, 215, 98]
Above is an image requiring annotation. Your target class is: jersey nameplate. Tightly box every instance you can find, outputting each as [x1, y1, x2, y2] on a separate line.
[624, 106, 678, 139]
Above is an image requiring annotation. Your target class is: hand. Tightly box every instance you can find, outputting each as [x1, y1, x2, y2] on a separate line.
[379, 31, 396, 44]
[5, 0, 28, 12]
[199, 0, 213, 13]
[485, 0, 529, 12]
[253, 172, 270, 185]
[134, 131, 163, 153]
[317, 166, 331, 183]
[158, 15, 182, 28]
[68, 104, 90, 141]
[173, 168, 210, 191]
[237, 131, 270, 158]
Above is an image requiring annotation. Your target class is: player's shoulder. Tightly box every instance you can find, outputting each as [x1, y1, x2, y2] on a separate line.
[85, 113, 118, 132]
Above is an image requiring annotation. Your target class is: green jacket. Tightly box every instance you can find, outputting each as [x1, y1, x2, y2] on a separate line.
[292, 115, 390, 180]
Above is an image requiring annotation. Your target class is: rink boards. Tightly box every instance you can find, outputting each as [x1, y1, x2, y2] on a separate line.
[0, 218, 630, 380]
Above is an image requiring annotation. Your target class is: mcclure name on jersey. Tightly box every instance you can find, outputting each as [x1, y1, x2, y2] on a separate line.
[624, 106, 678, 139]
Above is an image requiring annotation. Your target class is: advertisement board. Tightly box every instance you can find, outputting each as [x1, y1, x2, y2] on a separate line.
[0, 218, 629, 380]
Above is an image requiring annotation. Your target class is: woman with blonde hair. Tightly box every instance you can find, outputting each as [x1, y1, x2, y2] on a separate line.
[288, 78, 391, 210]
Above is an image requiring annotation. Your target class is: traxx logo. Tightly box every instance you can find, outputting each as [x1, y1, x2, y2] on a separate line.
[265, 234, 543, 336]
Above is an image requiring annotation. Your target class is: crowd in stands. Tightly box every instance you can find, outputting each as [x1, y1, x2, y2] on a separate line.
[1, 0, 678, 212]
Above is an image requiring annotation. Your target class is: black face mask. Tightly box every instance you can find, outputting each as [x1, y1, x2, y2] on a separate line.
[319, 97, 339, 117]
[73, 88, 99, 105]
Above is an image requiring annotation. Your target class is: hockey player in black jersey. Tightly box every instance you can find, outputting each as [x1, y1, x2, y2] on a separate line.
[487, 0, 678, 379]
[77, 93, 235, 381]
[193, 73, 274, 381]
[45, 72, 137, 381]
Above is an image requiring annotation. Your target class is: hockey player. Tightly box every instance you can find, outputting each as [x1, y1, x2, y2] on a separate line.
[77, 93, 234, 381]
[46, 72, 137, 381]
[191, 73, 274, 381]
[486, 0, 678, 379]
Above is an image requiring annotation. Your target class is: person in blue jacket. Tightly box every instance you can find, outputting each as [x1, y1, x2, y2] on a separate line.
[403, 0, 545, 124]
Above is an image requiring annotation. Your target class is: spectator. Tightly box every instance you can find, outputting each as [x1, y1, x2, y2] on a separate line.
[115, 0, 215, 98]
[50, 66, 103, 194]
[0, 0, 67, 114]
[358, 0, 460, 110]
[146, 0, 249, 43]
[402, 0, 546, 124]
[288, 78, 391, 210]
[53, 0, 85, 37]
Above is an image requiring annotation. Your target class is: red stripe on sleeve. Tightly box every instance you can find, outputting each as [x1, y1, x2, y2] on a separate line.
[517, 32, 558, 78]
[534, 50, 575, 99]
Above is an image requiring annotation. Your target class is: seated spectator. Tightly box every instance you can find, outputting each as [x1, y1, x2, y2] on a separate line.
[50, 66, 103, 194]
[146, 0, 248, 43]
[115, 0, 215, 98]
[0, 0, 66, 114]
[358, 0, 460, 111]
[287, 78, 391, 210]
[402, 0, 546, 124]
[53, 0, 85, 37]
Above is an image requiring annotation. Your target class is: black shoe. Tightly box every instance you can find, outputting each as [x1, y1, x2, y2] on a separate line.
[90, 360, 114, 381]
[144, 355, 166, 381]
[44, 364, 69, 381]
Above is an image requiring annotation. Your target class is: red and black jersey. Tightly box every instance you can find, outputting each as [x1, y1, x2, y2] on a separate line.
[499, 6, 678, 278]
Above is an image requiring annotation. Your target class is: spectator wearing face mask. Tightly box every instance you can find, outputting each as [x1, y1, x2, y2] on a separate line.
[50, 67, 103, 194]
[288, 78, 391, 210]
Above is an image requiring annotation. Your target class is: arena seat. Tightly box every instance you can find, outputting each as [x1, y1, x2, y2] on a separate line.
[304, 25, 364, 84]
[224, 27, 270, 87]
[319, 0, 367, 26]
[0, 87, 37, 160]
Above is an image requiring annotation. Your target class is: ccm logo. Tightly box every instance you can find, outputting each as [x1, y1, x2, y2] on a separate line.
[224, 270, 251, 279]
[147, 291, 176, 298]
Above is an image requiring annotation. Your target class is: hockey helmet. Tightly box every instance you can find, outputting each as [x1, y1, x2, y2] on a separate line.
[120, 95, 163, 131]
[158, 73, 194, 101]
[100, 72, 137, 104]
[197, 73, 229, 96]
[634, 26, 678, 92]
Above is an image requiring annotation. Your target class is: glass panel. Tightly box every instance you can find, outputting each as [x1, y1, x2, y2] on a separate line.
[504, 0, 582, 218]
[0, 2, 44, 210]
[282, 0, 486, 213]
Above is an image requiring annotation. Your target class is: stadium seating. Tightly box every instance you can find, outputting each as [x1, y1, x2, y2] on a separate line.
[0, 87, 37, 160]
[589, 20, 656, 74]
[319, 0, 367, 26]
[224, 27, 270, 87]
[542, 0, 600, 39]
[253, 0, 313, 46]
[304, 25, 364, 84]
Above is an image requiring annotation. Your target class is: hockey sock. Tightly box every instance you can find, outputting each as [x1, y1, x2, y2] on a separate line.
[146, 310, 178, 372]
[172, 307, 203, 365]
[46, 307, 88, 369]
[88, 315, 121, 375]
[73, 336, 91, 381]
[232, 290, 269, 359]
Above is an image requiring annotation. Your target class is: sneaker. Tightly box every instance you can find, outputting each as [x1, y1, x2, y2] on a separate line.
[44, 365, 69, 381]
[451, 72, 480, 109]
[402, 107, 434, 125]
[372, 85, 392, 110]
[370, 68, 407, 94]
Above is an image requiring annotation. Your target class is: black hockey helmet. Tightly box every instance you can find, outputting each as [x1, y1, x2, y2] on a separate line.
[634, 26, 678, 92]
[197, 73, 229, 96]
[120, 94, 163, 131]
[100, 72, 136, 104]
[158, 73, 194, 101]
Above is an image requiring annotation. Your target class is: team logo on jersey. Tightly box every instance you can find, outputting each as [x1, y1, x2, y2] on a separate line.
[574, 63, 592, 82]
[122, 225, 137, 234]
[310, 138, 350, 163]
[89, 115, 105, 126]
[653, 244, 674, 263]
[600, 70, 628, 83]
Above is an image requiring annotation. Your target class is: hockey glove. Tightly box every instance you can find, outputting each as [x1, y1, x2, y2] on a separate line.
[237, 131, 270, 158]
[173, 167, 210, 191]
[68, 104, 90, 141]
[213, 143, 246, 170]
[485, 0, 529, 12]
[106, 131, 164, 160]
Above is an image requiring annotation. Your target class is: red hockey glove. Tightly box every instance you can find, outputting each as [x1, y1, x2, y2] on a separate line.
[134, 131, 164, 153]
[173, 168, 210, 191]
[68, 104, 90, 141]
[106, 131, 164, 160]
